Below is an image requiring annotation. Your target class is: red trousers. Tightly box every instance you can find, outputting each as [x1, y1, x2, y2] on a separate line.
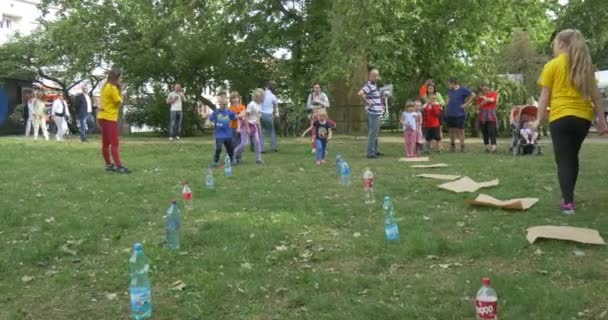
[98, 119, 122, 167]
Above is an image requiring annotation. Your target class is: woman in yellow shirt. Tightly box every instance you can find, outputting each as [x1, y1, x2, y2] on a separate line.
[98, 69, 130, 174]
[536, 29, 608, 214]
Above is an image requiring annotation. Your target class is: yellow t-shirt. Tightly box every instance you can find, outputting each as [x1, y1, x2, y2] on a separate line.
[97, 83, 122, 122]
[537, 53, 593, 122]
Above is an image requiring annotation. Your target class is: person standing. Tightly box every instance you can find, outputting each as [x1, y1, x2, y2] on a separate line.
[98, 69, 130, 174]
[306, 83, 330, 112]
[51, 95, 70, 141]
[166, 84, 187, 141]
[259, 81, 279, 153]
[32, 92, 49, 141]
[357, 69, 384, 159]
[445, 77, 475, 152]
[477, 82, 499, 153]
[535, 29, 608, 214]
[229, 91, 246, 162]
[209, 98, 237, 166]
[25, 94, 35, 136]
[75, 84, 96, 142]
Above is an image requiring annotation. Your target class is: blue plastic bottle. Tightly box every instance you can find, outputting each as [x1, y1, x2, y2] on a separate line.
[129, 243, 152, 319]
[383, 196, 399, 241]
[205, 167, 214, 189]
[224, 154, 232, 177]
[165, 200, 181, 250]
[340, 161, 351, 186]
[336, 153, 344, 175]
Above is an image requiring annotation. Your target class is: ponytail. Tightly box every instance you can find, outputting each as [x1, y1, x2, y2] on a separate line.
[556, 29, 594, 99]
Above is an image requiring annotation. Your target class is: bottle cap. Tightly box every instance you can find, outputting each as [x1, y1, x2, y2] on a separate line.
[134, 243, 143, 250]
[384, 196, 390, 201]
[482, 278, 491, 286]
[171, 199, 177, 204]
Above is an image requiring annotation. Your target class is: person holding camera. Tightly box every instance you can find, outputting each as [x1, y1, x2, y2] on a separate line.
[305, 83, 330, 153]
[166, 84, 187, 141]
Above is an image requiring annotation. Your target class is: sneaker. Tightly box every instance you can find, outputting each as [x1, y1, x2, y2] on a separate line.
[375, 152, 384, 157]
[367, 154, 377, 159]
[115, 166, 131, 174]
[460, 145, 466, 153]
[450, 144, 456, 153]
[169, 137, 173, 141]
[560, 202, 576, 215]
[176, 136, 180, 140]
[321, 160, 327, 164]
[311, 148, 316, 154]
[316, 160, 321, 165]
[256, 160, 265, 165]
[105, 164, 116, 172]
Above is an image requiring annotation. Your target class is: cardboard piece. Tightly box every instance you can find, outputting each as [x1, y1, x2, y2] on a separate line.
[399, 157, 430, 162]
[416, 174, 462, 181]
[526, 226, 606, 245]
[437, 176, 499, 193]
[410, 163, 449, 169]
[468, 194, 539, 210]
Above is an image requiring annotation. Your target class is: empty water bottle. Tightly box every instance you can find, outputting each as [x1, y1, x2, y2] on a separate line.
[181, 181, 193, 211]
[475, 278, 498, 320]
[224, 154, 232, 177]
[382, 196, 399, 241]
[336, 153, 344, 175]
[363, 168, 375, 204]
[165, 200, 181, 250]
[129, 243, 152, 319]
[205, 167, 214, 189]
[340, 161, 351, 186]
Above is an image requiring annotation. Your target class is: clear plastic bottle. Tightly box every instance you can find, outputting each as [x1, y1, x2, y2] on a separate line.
[382, 196, 399, 241]
[129, 243, 152, 320]
[363, 168, 375, 204]
[224, 154, 232, 177]
[205, 167, 214, 189]
[475, 278, 498, 320]
[340, 161, 351, 186]
[335, 153, 344, 175]
[181, 181, 193, 211]
[165, 200, 181, 250]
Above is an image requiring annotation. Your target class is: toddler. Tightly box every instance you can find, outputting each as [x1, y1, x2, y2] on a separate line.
[520, 121, 538, 144]
[400, 101, 418, 157]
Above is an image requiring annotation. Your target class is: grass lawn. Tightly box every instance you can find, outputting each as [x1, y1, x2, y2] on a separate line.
[1, 134, 607, 320]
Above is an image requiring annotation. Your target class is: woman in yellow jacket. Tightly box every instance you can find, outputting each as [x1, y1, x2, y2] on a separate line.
[536, 29, 608, 214]
[98, 70, 130, 173]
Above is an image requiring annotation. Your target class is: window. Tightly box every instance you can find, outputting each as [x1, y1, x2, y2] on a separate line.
[5, 19, 12, 30]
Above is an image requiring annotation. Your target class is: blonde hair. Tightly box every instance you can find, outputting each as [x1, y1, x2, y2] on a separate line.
[315, 108, 327, 116]
[229, 91, 240, 100]
[252, 88, 264, 100]
[555, 29, 595, 99]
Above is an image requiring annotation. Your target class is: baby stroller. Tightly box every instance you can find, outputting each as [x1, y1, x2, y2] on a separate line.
[508, 105, 542, 156]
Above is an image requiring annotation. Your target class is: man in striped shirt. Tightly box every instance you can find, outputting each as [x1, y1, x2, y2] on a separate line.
[358, 69, 384, 158]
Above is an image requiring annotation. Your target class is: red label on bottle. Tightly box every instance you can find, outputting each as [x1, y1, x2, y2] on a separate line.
[364, 178, 374, 188]
[475, 300, 497, 319]
[182, 192, 192, 201]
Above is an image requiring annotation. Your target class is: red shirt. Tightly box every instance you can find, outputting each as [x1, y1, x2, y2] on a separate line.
[477, 92, 497, 110]
[422, 103, 442, 128]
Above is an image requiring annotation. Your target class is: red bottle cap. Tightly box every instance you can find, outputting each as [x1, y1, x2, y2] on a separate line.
[482, 278, 491, 286]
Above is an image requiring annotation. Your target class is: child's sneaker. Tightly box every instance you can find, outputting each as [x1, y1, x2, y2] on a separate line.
[311, 148, 316, 154]
[321, 159, 327, 164]
[115, 166, 132, 174]
[105, 164, 116, 172]
[315, 160, 321, 166]
[560, 201, 576, 215]
[256, 160, 264, 165]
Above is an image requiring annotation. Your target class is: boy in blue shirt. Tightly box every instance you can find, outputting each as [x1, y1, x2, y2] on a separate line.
[210, 98, 237, 166]
[445, 77, 475, 152]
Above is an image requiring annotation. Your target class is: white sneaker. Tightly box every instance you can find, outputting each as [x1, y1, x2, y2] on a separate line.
[169, 137, 173, 141]
[176, 136, 180, 140]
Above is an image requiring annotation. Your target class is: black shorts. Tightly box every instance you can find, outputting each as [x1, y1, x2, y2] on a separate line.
[425, 127, 441, 141]
[445, 116, 466, 129]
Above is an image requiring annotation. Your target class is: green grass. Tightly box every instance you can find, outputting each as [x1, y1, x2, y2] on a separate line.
[1, 135, 607, 320]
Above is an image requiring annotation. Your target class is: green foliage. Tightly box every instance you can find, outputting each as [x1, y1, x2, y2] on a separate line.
[8, 104, 24, 125]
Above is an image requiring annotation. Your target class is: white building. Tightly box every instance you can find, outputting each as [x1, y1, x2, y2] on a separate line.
[0, 0, 56, 45]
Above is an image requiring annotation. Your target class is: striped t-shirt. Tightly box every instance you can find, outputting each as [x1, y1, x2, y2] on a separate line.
[362, 81, 383, 114]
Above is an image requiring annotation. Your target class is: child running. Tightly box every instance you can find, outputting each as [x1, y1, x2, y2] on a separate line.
[400, 101, 418, 158]
[302, 108, 335, 165]
[234, 88, 264, 164]
[210, 97, 237, 166]
[422, 94, 443, 153]
[303, 107, 336, 154]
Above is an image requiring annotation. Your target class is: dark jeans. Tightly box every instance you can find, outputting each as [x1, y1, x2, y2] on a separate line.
[79, 113, 96, 141]
[549, 116, 591, 203]
[480, 121, 497, 145]
[170, 111, 182, 138]
[214, 137, 234, 163]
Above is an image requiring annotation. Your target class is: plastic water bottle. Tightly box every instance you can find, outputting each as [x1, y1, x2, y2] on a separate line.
[340, 161, 351, 186]
[165, 200, 181, 250]
[475, 278, 498, 320]
[129, 243, 152, 320]
[181, 182, 193, 211]
[205, 167, 214, 189]
[336, 153, 344, 175]
[382, 196, 399, 241]
[363, 168, 375, 204]
[224, 154, 232, 177]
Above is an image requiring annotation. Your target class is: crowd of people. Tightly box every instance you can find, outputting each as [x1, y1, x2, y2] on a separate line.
[17, 28, 608, 215]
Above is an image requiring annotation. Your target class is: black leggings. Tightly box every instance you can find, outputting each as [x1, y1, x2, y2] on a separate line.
[214, 138, 234, 163]
[549, 116, 590, 203]
[480, 121, 497, 145]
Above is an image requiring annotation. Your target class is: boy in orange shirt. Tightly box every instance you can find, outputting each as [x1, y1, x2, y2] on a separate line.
[229, 91, 246, 162]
